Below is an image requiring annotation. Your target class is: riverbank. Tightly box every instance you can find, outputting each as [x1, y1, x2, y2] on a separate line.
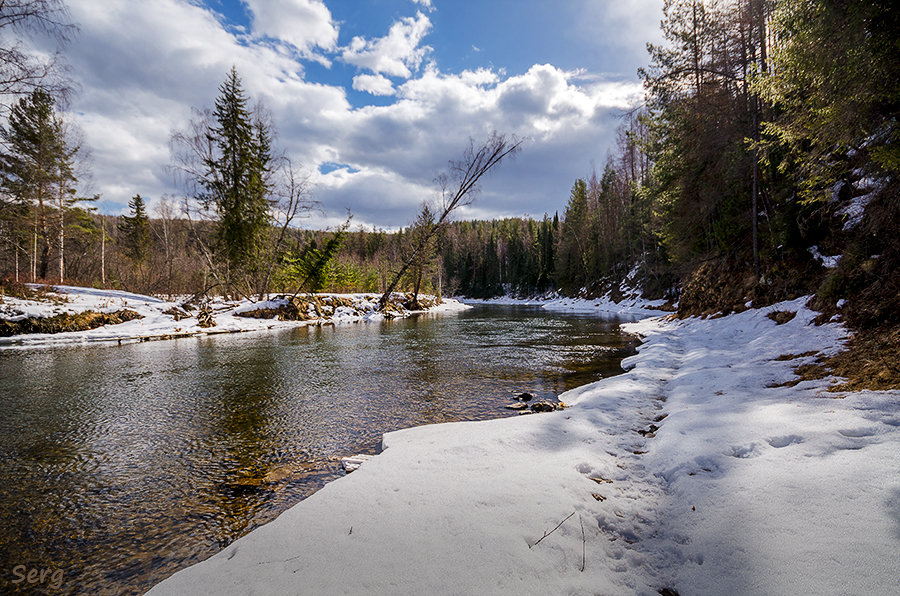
[461, 293, 672, 318]
[0, 284, 468, 348]
[149, 296, 900, 595]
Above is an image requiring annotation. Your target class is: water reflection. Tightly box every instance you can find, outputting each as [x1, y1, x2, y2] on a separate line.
[0, 305, 636, 594]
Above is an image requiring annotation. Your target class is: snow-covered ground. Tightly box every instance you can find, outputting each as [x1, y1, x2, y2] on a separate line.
[0, 285, 469, 348]
[462, 293, 670, 318]
[149, 296, 900, 595]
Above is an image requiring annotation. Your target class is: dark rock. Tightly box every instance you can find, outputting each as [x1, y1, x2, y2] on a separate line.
[515, 392, 535, 402]
[531, 401, 556, 413]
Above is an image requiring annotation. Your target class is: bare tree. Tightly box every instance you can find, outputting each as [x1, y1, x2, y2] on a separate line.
[0, 0, 75, 113]
[378, 132, 523, 310]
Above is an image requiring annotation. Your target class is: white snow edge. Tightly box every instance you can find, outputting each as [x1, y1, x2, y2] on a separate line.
[0, 286, 470, 348]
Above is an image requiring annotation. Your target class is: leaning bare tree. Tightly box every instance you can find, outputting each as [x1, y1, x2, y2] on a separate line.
[378, 132, 523, 310]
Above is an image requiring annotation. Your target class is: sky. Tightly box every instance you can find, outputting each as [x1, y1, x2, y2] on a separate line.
[46, 0, 663, 229]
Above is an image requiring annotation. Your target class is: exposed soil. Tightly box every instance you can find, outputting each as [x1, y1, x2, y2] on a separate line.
[0, 309, 143, 337]
[236, 293, 439, 321]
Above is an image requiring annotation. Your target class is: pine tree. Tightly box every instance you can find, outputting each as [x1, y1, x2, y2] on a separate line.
[758, 1, 900, 194]
[0, 89, 76, 280]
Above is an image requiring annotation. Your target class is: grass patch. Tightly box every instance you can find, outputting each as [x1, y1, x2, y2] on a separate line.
[0, 309, 143, 337]
[772, 325, 900, 391]
[825, 324, 900, 391]
[767, 310, 797, 325]
[0, 280, 67, 305]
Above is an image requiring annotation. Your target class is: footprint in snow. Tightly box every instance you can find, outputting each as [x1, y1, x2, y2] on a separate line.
[837, 427, 878, 438]
[767, 435, 804, 448]
[728, 443, 759, 458]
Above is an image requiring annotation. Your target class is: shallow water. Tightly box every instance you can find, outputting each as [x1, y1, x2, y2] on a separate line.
[0, 304, 637, 594]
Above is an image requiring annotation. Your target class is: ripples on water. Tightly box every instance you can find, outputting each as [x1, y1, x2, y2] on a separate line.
[0, 304, 637, 594]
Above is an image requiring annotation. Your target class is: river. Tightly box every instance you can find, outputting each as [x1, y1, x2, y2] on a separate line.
[0, 304, 637, 594]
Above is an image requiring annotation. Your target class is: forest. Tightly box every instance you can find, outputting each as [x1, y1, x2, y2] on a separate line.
[1, 1, 897, 332]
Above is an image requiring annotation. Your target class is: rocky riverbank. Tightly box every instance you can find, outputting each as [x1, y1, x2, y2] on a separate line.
[0, 283, 466, 347]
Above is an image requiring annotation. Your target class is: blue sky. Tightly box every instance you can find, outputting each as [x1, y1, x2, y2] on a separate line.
[48, 0, 663, 229]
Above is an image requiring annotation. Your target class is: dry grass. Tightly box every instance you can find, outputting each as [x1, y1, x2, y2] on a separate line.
[826, 324, 900, 391]
[772, 325, 900, 392]
[0, 309, 143, 337]
[0, 279, 67, 304]
[767, 310, 797, 325]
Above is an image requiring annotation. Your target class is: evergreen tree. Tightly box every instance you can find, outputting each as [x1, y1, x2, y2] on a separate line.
[0, 89, 75, 279]
[557, 179, 590, 293]
[118, 194, 151, 265]
[201, 67, 273, 277]
[758, 1, 900, 195]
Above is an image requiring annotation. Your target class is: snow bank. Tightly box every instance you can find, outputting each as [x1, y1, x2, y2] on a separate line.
[0, 286, 469, 348]
[149, 297, 899, 595]
[462, 294, 669, 318]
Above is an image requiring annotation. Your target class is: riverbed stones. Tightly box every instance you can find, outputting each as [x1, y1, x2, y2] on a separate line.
[504, 402, 528, 410]
[530, 401, 556, 413]
[515, 392, 534, 402]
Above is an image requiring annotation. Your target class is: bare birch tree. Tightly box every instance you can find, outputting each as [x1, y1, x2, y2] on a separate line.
[378, 132, 523, 310]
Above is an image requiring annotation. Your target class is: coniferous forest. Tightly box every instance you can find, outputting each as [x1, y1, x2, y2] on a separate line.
[1, 1, 897, 333]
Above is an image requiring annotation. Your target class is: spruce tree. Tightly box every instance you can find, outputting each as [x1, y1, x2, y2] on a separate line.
[201, 66, 273, 280]
[118, 194, 151, 265]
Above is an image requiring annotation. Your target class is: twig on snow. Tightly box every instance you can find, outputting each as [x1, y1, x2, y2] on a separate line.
[579, 514, 586, 572]
[529, 511, 575, 549]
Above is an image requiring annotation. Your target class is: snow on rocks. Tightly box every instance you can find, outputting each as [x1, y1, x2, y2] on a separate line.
[148, 296, 900, 595]
[808, 245, 841, 268]
[0, 285, 469, 348]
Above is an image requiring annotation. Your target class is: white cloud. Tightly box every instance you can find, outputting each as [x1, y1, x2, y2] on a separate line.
[48, 0, 646, 228]
[243, 0, 338, 56]
[341, 12, 432, 79]
[576, 0, 664, 57]
[352, 74, 395, 96]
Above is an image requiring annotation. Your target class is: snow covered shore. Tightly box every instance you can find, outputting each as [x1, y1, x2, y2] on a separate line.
[0, 285, 468, 348]
[462, 293, 671, 318]
[149, 296, 900, 595]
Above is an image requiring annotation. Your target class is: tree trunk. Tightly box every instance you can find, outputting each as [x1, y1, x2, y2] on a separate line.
[100, 217, 106, 285]
[58, 194, 65, 284]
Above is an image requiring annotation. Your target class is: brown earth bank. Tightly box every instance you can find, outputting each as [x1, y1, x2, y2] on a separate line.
[670, 244, 900, 392]
[0, 309, 143, 337]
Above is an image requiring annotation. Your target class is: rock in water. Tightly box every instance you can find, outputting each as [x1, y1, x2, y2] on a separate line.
[504, 402, 528, 410]
[531, 401, 556, 413]
[515, 392, 534, 402]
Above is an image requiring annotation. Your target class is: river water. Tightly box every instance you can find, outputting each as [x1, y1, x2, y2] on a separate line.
[0, 304, 637, 594]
